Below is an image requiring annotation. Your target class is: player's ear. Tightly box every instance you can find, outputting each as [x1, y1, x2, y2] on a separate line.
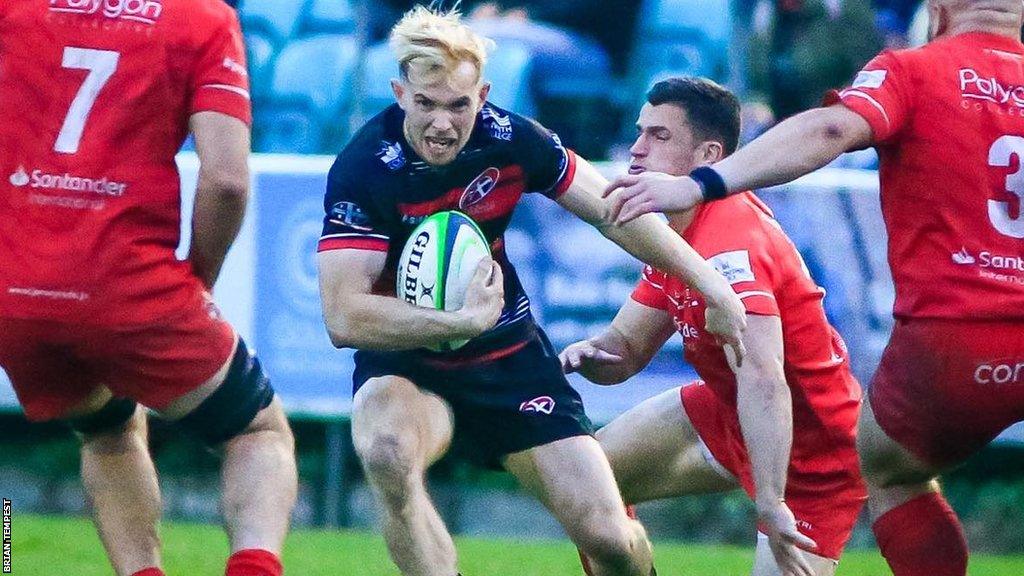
[391, 79, 406, 109]
[698, 141, 724, 164]
[477, 82, 491, 110]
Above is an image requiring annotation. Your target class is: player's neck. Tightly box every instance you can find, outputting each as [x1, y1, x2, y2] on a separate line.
[945, 14, 1022, 41]
[667, 207, 698, 236]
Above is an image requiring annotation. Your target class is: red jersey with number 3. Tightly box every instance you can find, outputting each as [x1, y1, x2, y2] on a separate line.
[828, 32, 1024, 320]
[631, 193, 862, 481]
[0, 0, 251, 325]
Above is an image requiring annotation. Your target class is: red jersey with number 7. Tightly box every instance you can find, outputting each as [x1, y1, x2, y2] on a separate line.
[827, 32, 1024, 320]
[0, 0, 251, 325]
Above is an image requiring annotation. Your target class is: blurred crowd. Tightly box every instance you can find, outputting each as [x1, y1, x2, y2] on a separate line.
[233, 0, 952, 159]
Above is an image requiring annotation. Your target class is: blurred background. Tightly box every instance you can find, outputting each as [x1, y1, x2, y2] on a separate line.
[5, 0, 1024, 558]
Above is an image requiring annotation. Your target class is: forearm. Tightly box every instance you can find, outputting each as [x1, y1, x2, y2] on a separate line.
[578, 327, 642, 385]
[325, 293, 475, 351]
[715, 107, 860, 194]
[736, 374, 793, 509]
[601, 215, 734, 307]
[189, 174, 247, 289]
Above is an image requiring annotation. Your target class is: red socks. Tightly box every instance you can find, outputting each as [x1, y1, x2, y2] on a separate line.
[225, 549, 283, 576]
[130, 569, 165, 576]
[872, 492, 968, 576]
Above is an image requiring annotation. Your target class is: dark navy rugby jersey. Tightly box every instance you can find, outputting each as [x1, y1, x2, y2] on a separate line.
[319, 102, 578, 356]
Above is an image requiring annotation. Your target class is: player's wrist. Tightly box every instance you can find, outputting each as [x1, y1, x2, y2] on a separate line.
[688, 166, 729, 202]
[755, 495, 786, 514]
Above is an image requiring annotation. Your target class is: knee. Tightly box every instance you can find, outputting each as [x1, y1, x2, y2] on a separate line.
[575, 511, 647, 564]
[355, 430, 419, 486]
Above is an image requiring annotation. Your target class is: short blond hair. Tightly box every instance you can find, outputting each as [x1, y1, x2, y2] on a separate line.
[389, 5, 494, 85]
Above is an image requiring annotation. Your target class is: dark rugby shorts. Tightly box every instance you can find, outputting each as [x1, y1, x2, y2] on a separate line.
[353, 324, 593, 469]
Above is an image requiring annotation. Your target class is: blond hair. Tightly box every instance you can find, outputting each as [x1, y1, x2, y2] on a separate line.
[389, 5, 494, 85]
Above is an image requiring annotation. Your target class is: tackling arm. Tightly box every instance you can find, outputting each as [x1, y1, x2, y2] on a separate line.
[562, 299, 676, 384]
[557, 156, 747, 362]
[715, 104, 873, 193]
[603, 104, 874, 225]
[726, 314, 791, 511]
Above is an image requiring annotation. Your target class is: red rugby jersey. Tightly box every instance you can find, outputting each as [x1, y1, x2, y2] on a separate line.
[0, 0, 250, 325]
[828, 32, 1024, 320]
[631, 193, 861, 474]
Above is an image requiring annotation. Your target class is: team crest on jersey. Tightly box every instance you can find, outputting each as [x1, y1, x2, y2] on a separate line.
[329, 201, 372, 231]
[50, 0, 164, 25]
[459, 167, 500, 209]
[481, 106, 513, 141]
[377, 140, 406, 170]
[709, 250, 755, 285]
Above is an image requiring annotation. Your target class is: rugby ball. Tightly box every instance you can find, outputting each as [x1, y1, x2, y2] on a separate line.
[396, 211, 491, 351]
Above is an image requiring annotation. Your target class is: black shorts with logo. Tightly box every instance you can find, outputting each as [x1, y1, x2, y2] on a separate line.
[352, 323, 593, 469]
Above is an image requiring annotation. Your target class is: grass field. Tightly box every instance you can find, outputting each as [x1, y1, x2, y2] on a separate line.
[10, 514, 1024, 575]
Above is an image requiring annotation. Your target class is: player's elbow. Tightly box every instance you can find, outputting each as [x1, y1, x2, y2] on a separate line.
[199, 167, 250, 205]
[813, 107, 869, 152]
[324, 310, 360, 349]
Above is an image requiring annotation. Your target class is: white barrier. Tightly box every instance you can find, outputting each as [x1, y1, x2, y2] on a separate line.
[2, 155, 1022, 442]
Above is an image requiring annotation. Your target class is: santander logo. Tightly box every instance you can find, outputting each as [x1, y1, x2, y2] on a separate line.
[9, 166, 29, 187]
[960, 68, 1024, 108]
[49, 0, 164, 24]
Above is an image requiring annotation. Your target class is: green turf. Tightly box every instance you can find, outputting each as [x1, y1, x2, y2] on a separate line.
[9, 513, 1024, 575]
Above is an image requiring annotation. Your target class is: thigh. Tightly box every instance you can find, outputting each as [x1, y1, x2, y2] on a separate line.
[597, 385, 738, 504]
[352, 375, 455, 468]
[97, 293, 237, 412]
[0, 318, 103, 421]
[503, 435, 627, 538]
[752, 535, 837, 576]
[868, 319, 1024, 471]
[420, 332, 593, 469]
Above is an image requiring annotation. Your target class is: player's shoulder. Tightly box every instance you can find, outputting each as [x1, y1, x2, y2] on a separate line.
[479, 102, 556, 146]
[696, 192, 776, 244]
[328, 105, 402, 190]
[163, 0, 239, 41]
[177, 0, 238, 25]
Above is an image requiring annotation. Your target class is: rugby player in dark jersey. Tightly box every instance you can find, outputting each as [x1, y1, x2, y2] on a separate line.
[316, 7, 747, 576]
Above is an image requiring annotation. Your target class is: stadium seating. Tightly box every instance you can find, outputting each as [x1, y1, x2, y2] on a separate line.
[299, 0, 356, 36]
[257, 34, 359, 152]
[245, 31, 276, 100]
[239, 0, 308, 44]
[630, 0, 732, 88]
[252, 102, 323, 154]
[354, 42, 399, 123]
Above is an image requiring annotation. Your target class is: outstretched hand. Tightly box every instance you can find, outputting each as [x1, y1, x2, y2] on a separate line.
[758, 501, 819, 576]
[603, 172, 704, 225]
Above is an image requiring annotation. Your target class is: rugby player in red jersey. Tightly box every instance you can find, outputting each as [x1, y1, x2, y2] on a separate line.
[316, 7, 748, 576]
[0, 2, 296, 575]
[603, 2, 1024, 574]
[563, 77, 865, 576]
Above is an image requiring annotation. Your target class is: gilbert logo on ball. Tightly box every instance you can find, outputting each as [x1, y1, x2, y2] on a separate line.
[397, 211, 490, 352]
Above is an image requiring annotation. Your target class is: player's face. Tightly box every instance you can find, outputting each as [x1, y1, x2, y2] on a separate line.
[393, 61, 490, 166]
[628, 103, 721, 176]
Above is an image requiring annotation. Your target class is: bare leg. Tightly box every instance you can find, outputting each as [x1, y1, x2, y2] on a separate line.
[220, 397, 297, 553]
[80, 405, 162, 576]
[505, 435, 653, 576]
[857, 399, 942, 521]
[597, 387, 737, 505]
[351, 376, 456, 576]
[858, 397, 967, 576]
